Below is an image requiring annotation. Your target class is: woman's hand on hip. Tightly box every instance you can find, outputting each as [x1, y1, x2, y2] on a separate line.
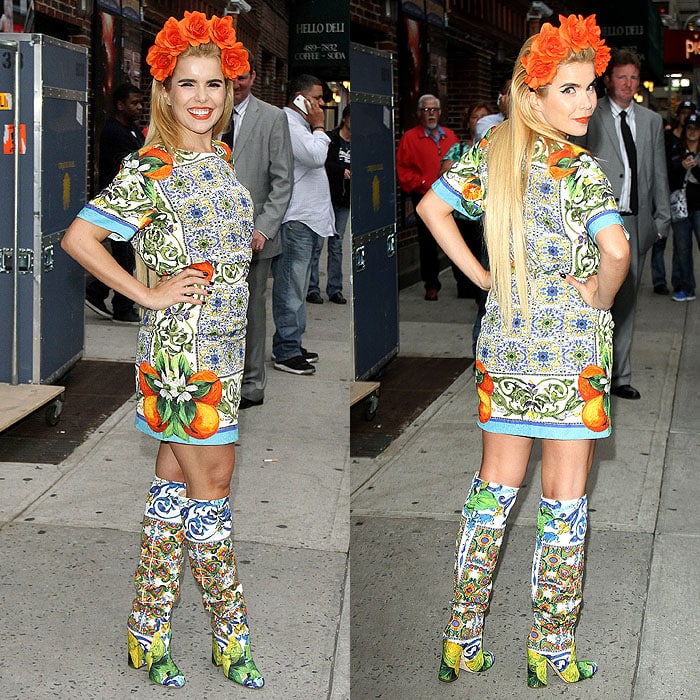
[145, 267, 213, 310]
[561, 273, 610, 310]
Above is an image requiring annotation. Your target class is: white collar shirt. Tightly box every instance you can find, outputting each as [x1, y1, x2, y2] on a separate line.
[282, 107, 335, 237]
[231, 94, 251, 150]
[609, 99, 637, 213]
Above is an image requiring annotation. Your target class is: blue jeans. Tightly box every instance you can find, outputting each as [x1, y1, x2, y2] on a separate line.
[308, 205, 348, 297]
[650, 236, 667, 287]
[272, 221, 319, 361]
[672, 213, 700, 295]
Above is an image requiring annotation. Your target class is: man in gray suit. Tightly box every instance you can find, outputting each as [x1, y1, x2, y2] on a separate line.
[222, 59, 293, 408]
[583, 50, 670, 400]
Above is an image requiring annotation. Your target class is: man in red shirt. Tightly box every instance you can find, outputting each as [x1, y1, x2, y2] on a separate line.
[397, 94, 458, 300]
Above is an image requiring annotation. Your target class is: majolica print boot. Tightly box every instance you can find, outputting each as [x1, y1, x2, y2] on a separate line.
[439, 473, 519, 682]
[182, 496, 264, 689]
[526, 495, 597, 687]
[127, 476, 186, 687]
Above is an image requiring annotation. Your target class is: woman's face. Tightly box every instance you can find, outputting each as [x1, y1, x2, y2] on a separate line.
[469, 107, 490, 134]
[164, 54, 226, 149]
[530, 61, 597, 138]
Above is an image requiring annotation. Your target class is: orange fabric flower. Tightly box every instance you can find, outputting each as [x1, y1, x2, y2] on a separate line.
[558, 14, 591, 52]
[521, 14, 610, 90]
[146, 12, 246, 82]
[146, 45, 178, 83]
[221, 45, 250, 80]
[157, 17, 188, 54]
[180, 11, 211, 46]
[209, 15, 237, 47]
[593, 43, 611, 76]
[522, 23, 568, 90]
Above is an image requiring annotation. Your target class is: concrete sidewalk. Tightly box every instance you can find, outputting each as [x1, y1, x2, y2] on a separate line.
[351, 264, 700, 699]
[0, 244, 351, 699]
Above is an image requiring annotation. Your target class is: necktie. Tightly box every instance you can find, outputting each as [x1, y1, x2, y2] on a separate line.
[221, 119, 233, 149]
[619, 110, 638, 215]
[221, 109, 237, 149]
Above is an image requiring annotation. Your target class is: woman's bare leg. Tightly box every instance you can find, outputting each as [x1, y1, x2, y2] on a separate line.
[540, 439, 595, 499]
[479, 431, 534, 487]
[155, 442, 235, 499]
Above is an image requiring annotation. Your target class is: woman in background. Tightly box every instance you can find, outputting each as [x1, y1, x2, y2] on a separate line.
[440, 102, 494, 301]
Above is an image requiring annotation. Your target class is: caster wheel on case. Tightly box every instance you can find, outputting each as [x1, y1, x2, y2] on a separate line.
[46, 398, 64, 426]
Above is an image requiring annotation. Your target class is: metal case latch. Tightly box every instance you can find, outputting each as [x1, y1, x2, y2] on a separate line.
[354, 245, 366, 272]
[0, 248, 34, 273]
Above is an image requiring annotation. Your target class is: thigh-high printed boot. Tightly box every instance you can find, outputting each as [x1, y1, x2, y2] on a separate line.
[526, 495, 597, 687]
[127, 477, 186, 687]
[182, 496, 264, 689]
[439, 473, 519, 682]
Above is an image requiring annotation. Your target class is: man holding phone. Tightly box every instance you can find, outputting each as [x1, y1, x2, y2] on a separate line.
[271, 75, 335, 375]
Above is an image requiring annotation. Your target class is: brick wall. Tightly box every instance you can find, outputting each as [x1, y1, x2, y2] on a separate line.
[239, 0, 290, 107]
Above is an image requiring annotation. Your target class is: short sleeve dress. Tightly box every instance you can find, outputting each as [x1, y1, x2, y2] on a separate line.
[77, 141, 253, 445]
[433, 136, 626, 439]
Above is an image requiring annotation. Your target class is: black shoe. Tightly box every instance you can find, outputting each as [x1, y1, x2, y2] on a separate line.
[306, 291, 323, 304]
[273, 355, 316, 375]
[328, 292, 347, 305]
[112, 308, 141, 324]
[239, 396, 264, 409]
[653, 284, 669, 295]
[424, 288, 439, 301]
[272, 347, 319, 364]
[300, 346, 319, 363]
[611, 384, 641, 400]
[85, 294, 112, 319]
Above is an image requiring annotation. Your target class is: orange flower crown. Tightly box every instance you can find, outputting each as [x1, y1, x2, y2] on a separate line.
[146, 11, 249, 83]
[521, 14, 611, 90]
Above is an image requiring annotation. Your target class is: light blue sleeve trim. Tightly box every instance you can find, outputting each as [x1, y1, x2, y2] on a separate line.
[77, 205, 138, 241]
[432, 177, 480, 221]
[587, 210, 625, 242]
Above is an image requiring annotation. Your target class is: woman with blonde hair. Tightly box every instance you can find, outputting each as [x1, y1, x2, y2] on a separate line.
[417, 14, 630, 687]
[62, 12, 263, 689]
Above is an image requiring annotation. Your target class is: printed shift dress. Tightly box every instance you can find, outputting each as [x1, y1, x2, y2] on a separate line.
[433, 137, 625, 439]
[77, 141, 253, 444]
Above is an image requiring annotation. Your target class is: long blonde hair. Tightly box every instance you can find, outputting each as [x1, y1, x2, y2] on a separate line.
[144, 42, 234, 154]
[484, 37, 596, 327]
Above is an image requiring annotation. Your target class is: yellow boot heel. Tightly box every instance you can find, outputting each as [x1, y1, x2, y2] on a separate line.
[527, 646, 597, 688]
[438, 639, 494, 682]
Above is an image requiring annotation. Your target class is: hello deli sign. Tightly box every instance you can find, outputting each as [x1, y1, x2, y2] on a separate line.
[665, 29, 700, 65]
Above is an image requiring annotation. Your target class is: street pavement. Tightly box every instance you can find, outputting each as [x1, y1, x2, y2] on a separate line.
[351, 260, 700, 700]
[0, 244, 351, 699]
[2, 238, 699, 699]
